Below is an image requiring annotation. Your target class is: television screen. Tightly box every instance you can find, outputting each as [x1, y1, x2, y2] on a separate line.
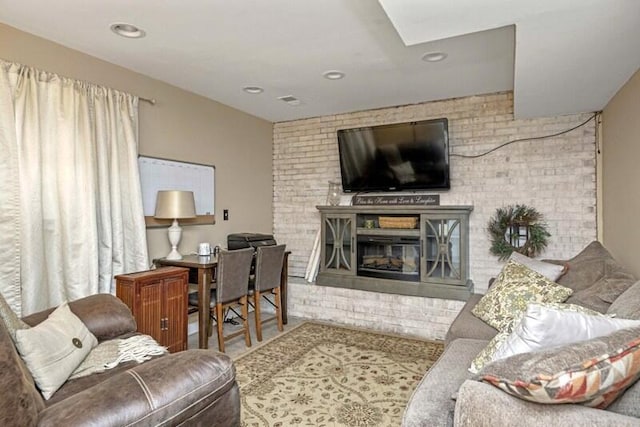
[337, 118, 449, 192]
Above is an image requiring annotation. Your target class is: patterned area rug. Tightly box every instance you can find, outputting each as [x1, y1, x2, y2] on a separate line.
[234, 322, 444, 427]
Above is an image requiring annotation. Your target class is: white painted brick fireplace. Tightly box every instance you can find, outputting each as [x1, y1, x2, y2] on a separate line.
[273, 92, 596, 340]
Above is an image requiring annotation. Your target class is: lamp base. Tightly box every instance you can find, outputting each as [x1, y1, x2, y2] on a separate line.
[165, 248, 183, 260]
[165, 219, 183, 260]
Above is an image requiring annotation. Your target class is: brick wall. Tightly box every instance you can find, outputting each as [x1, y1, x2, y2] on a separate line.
[274, 92, 596, 340]
[286, 278, 466, 340]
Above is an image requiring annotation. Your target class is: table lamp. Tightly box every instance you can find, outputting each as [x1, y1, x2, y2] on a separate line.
[154, 190, 197, 260]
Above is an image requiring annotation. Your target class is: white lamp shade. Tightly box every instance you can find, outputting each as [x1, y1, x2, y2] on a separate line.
[154, 190, 197, 219]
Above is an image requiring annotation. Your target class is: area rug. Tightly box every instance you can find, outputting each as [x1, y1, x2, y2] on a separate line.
[233, 322, 444, 427]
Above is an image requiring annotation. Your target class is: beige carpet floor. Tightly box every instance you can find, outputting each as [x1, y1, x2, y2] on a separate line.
[233, 321, 444, 427]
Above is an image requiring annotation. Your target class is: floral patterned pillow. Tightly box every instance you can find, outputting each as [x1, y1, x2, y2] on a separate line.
[469, 327, 512, 374]
[471, 260, 573, 331]
[477, 326, 640, 408]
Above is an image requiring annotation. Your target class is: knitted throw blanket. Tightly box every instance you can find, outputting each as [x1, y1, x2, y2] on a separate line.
[70, 335, 168, 380]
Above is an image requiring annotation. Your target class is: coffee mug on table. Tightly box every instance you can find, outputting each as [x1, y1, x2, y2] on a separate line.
[198, 242, 211, 256]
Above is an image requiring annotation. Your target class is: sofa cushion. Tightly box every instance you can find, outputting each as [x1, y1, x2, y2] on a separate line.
[607, 280, 640, 320]
[472, 260, 573, 331]
[22, 294, 137, 341]
[550, 241, 637, 313]
[15, 303, 98, 399]
[0, 312, 45, 426]
[46, 351, 140, 406]
[37, 350, 239, 427]
[566, 259, 637, 314]
[607, 377, 640, 418]
[402, 338, 488, 427]
[550, 241, 614, 291]
[445, 294, 498, 346]
[509, 252, 566, 281]
[477, 326, 640, 409]
[455, 380, 639, 427]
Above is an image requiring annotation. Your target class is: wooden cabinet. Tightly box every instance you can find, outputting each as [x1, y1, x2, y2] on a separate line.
[115, 267, 189, 353]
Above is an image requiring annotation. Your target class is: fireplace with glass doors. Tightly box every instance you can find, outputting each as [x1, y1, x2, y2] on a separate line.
[317, 205, 474, 301]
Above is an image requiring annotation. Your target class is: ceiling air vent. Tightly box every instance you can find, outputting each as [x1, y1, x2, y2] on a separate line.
[278, 95, 301, 106]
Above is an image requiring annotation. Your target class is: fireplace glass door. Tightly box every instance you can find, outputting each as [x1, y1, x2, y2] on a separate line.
[322, 214, 355, 274]
[422, 217, 461, 282]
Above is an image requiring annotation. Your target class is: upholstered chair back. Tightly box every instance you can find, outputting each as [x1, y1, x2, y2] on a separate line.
[215, 248, 253, 304]
[254, 245, 286, 293]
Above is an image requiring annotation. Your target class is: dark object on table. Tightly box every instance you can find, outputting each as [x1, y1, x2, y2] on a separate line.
[227, 233, 276, 250]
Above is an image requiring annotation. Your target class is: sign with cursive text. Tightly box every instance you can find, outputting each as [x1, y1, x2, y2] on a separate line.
[352, 194, 440, 206]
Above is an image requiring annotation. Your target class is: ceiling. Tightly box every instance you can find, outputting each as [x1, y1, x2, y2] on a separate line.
[0, 0, 638, 123]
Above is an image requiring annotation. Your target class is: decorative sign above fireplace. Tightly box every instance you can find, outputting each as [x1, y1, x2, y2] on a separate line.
[352, 194, 440, 206]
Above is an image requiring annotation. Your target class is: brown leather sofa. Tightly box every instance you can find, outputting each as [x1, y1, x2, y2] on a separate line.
[1, 294, 240, 426]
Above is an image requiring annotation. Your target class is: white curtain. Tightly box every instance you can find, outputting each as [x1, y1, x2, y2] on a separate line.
[0, 59, 149, 316]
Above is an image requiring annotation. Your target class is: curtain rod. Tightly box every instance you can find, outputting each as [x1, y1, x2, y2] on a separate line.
[2, 58, 158, 106]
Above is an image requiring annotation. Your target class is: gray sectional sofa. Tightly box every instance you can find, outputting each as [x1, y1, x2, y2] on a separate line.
[403, 242, 640, 427]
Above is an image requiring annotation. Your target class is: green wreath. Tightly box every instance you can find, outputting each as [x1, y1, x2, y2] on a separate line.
[488, 205, 550, 260]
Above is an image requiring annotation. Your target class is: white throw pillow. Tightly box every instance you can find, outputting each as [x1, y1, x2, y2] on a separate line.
[508, 252, 566, 282]
[469, 302, 599, 374]
[492, 303, 640, 362]
[14, 303, 97, 399]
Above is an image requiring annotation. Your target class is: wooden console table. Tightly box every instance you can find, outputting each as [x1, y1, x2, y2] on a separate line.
[155, 251, 290, 349]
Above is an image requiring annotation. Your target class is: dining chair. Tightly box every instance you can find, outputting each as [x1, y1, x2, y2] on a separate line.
[249, 244, 286, 341]
[188, 247, 254, 352]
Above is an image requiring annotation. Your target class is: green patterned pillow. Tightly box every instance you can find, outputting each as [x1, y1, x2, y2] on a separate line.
[472, 260, 573, 331]
[469, 327, 513, 374]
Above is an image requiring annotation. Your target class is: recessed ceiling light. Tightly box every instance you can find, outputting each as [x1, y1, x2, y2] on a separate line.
[243, 86, 264, 94]
[323, 70, 345, 80]
[421, 51, 448, 62]
[110, 23, 146, 39]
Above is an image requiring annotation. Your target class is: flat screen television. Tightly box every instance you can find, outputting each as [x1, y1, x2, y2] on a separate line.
[337, 118, 449, 192]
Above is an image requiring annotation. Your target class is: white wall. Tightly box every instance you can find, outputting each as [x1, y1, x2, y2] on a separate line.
[273, 92, 597, 339]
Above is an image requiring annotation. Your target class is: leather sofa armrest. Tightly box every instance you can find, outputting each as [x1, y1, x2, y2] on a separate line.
[22, 294, 136, 341]
[454, 380, 638, 427]
[37, 350, 239, 427]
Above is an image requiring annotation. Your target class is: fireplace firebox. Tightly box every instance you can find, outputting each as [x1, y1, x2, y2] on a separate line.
[357, 235, 420, 282]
